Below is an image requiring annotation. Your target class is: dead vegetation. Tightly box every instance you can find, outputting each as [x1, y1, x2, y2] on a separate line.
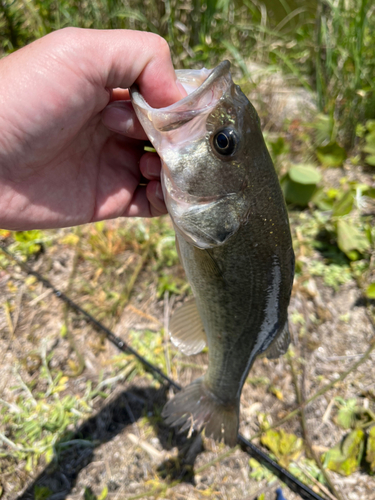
[0, 198, 373, 500]
[0, 65, 374, 500]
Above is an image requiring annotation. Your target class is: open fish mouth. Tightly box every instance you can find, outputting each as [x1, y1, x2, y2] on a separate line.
[131, 61, 246, 249]
[130, 61, 232, 145]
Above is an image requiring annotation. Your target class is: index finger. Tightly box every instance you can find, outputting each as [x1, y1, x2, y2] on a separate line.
[68, 29, 187, 108]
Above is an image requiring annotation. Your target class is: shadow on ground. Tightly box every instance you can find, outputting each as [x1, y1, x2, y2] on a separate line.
[18, 384, 201, 500]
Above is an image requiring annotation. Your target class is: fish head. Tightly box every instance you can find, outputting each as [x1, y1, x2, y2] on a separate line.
[131, 61, 270, 249]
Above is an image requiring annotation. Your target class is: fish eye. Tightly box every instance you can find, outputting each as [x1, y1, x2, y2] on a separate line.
[213, 128, 237, 156]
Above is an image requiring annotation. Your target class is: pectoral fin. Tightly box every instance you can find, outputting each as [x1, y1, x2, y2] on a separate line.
[262, 323, 290, 359]
[169, 298, 207, 355]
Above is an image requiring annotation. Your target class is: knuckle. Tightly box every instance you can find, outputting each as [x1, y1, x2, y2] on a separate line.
[56, 26, 80, 40]
[150, 34, 171, 59]
[49, 27, 81, 48]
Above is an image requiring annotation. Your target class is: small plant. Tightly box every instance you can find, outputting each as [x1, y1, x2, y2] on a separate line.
[362, 120, 375, 166]
[260, 428, 303, 468]
[366, 426, 375, 473]
[0, 342, 135, 475]
[335, 397, 359, 430]
[313, 181, 373, 261]
[323, 429, 365, 476]
[281, 164, 322, 206]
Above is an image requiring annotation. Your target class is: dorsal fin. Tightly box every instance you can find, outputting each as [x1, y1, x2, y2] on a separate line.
[169, 298, 207, 356]
[262, 322, 290, 359]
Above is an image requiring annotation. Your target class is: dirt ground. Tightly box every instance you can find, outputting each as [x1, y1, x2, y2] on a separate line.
[0, 209, 374, 500]
[0, 72, 374, 500]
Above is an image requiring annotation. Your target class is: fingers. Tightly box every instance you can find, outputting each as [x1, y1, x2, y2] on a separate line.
[123, 182, 166, 217]
[146, 181, 167, 216]
[102, 101, 148, 140]
[93, 136, 166, 220]
[61, 28, 186, 108]
[124, 154, 166, 217]
[133, 34, 188, 108]
[140, 152, 162, 180]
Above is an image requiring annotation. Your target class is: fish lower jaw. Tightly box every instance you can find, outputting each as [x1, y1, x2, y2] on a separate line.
[162, 377, 239, 447]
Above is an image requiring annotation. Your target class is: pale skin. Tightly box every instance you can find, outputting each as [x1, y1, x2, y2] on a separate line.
[0, 28, 186, 230]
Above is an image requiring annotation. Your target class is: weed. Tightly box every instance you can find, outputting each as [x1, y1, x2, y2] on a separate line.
[0, 338, 141, 477]
[1, 2, 375, 496]
[314, 0, 375, 147]
[308, 260, 352, 290]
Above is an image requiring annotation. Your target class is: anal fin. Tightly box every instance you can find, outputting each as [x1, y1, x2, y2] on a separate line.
[262, 322, 290, 359]
[169, 297, 207, 356]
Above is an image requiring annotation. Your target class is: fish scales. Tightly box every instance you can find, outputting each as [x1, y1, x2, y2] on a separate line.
[130, 61, 294, 446]
[178, 209, 292, 394]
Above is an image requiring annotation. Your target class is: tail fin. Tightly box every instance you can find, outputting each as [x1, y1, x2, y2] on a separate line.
[162, 377, 239, 447]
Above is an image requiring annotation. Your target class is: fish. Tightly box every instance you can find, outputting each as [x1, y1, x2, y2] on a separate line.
[130, 61, 294, 447]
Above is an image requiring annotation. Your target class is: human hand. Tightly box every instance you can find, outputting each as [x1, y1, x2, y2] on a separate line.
[0, 28, 185, 230]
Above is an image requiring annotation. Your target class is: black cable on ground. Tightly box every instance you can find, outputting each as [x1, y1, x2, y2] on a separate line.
[0, 243, 327, 500]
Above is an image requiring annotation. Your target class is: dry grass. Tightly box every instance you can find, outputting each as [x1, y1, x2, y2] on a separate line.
[0, 202, 374, 500]
[0, 67, 374, 500]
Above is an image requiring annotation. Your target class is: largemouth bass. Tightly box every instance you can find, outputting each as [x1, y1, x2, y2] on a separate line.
[130, 61, 294, 447]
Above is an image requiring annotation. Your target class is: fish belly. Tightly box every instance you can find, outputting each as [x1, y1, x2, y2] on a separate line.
[162, 224, 293, 446]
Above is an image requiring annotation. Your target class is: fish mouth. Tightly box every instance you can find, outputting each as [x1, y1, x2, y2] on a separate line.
[130, 60, 231, 134]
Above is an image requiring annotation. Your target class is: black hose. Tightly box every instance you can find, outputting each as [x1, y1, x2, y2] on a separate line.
[0, 243, 327, 500]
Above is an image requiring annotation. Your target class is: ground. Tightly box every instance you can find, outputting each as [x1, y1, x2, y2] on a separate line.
[0, 77, 375, 500]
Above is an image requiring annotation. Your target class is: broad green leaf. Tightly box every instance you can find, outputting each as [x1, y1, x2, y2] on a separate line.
[365, 155, 375, 166]
[313, 113, 335, 145]
[281, 178, 317, 206]
[316, 142, 347, 167]
[337, 219, 370, 256]
[332, 191, 354, 217]
[282, 165, 322, 206]
[270, 137, 288, 157]
[366, 426, 375, 472]
[366, 284, 375, 299]
[323, 429, 365, 476]
[288, 164, 322, 185]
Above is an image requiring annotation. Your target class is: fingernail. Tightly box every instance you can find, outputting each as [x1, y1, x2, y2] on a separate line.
[144, 156, 161, 178]
[102, 103, 133, 133]
[155, 182, 164, 202]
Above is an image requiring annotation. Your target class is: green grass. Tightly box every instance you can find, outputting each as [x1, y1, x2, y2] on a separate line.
[1, 0, 375, 145]
[0, 1, 375, 495]
[1, 340, 97, 469]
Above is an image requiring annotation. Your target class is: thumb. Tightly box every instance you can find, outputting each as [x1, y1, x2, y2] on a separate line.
[63, 28, 187, 108]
